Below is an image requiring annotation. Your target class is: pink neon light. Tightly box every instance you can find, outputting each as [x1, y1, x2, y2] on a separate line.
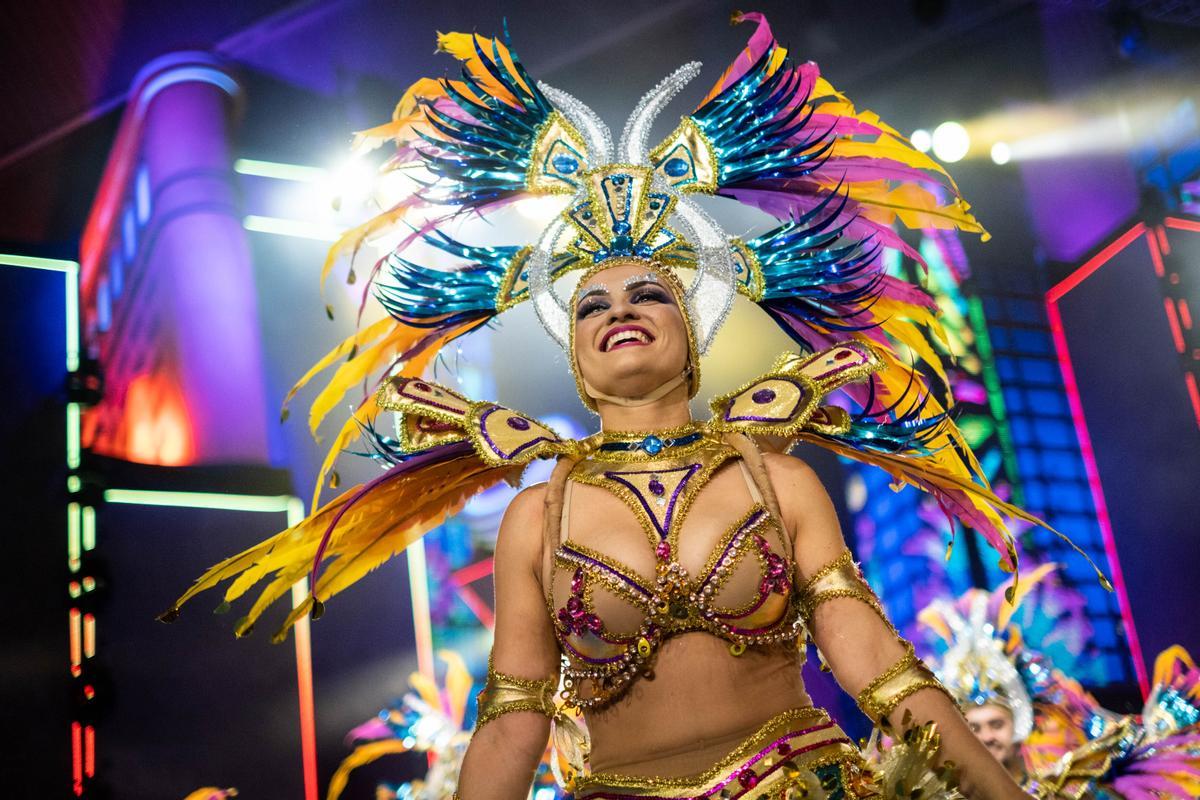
[451, 557, 494, 587]
[1148, 231, 1166, 278]
[84, 725, 95, 778]
[71, 721, 83, 795]
[1164, 216, 1200, 232]
[455, 584, 496, 629]
[1186, 374, 1200, 431]
[292, 617, 319, 800]
[1156, 225, 1171, 255]
[1046, 225, 1151, 696]
[1047, 223, 1146, 303]
[1164, 299, 1186, 353]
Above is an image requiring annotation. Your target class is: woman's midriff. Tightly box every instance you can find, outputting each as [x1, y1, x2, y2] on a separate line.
[582, 632, 813, 777]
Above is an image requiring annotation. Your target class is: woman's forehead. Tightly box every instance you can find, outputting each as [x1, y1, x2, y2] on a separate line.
[573, 262, 669, 299]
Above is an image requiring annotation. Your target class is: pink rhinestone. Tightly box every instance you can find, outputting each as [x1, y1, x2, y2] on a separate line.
[738, 770, 758, 789]
[655, 540, 672, 560]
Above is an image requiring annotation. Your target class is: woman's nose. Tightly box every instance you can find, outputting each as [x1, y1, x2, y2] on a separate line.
[606, 298, 638, 323]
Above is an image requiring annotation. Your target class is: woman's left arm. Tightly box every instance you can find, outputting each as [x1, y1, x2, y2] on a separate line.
[766, 453, 1027, 800]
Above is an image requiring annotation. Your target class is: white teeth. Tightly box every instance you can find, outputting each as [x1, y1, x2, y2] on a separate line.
[605, 330, 651, 351]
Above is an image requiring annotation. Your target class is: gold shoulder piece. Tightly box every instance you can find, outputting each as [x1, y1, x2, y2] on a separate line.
[707, 342, 880, 439]
[375, 377, 582, 466]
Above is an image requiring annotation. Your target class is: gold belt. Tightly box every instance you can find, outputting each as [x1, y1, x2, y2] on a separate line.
[574, 707, 870, 799]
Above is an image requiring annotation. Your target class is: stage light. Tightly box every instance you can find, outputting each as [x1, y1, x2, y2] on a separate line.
[932, 121, 970, 163]
[243, 215, 342, 242]
[910, 129, 932, 153]
[990, 142, 1012, 165]
[323, 157, 375, 213]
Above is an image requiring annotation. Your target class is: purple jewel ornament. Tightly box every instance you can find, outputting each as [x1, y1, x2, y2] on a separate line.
[752, 388, 776, 404]
[655, 540, 671, 561]
[506, 416, 531, 431]
[648, 477, 665, 496]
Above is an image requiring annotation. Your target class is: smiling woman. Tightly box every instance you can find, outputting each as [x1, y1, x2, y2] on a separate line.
[163, 12, 1087, 800]
[571, 264, 694, 415]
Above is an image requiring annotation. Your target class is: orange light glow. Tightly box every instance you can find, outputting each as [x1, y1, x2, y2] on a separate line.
[123, 373, 195, 465]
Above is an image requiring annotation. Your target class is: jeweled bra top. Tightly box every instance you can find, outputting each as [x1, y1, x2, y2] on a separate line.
[547, 426, 806, 710]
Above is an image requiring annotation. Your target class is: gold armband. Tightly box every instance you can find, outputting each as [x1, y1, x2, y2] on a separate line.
[474, 663, 557, 731]
[798, 550, 895, 634]
[856, 642, 951, 725]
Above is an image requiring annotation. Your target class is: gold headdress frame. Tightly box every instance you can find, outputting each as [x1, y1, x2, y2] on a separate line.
[566, 259, 701, 413]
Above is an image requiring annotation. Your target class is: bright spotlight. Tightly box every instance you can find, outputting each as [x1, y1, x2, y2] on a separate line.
[323, 158, 375, 213]
[910, 129, 932, 153]
[990, 142, 1012, 165]
[931, 121, 970, 163]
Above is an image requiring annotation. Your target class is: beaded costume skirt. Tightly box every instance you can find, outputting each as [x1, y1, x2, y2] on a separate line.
[573, 707, 875, 799]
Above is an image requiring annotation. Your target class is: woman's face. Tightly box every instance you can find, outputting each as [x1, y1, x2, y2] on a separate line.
[572, 262, 690, 402]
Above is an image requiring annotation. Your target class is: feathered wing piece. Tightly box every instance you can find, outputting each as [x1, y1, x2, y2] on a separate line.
[163, 380, 579, 640]
[643, 13, 1088, 580]
[1027, 647, 1200, 799]
[282, 28, 598, 484]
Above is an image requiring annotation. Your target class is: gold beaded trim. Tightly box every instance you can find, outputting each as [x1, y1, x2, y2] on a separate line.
[855, 642, 951, 725]
[474, 663, 558, 731]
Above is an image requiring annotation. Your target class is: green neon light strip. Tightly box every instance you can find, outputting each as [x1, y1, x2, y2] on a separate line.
[104, 489, 299, 513]
[0, 254, 79, 372]
[81, 506, 96, 551]
[967, 296, 1024, 505]
[234, 158, 327, 183]
[243, 215, 341, 243]
[66, 403, 81, 470]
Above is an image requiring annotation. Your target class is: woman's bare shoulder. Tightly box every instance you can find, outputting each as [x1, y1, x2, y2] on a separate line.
[496, 482, 548, 556]
[760, 451, 826, 497]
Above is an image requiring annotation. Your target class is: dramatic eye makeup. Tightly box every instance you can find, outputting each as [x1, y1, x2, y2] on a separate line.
[574, 277, 673, 320]
[575, 286, 610, 319]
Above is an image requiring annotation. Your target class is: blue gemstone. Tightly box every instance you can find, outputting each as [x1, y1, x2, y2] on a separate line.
[641, 436, 664, 455]
[612, 234, 633, 253]
[552, 154, 579, 174]
[613, 221, 631, 235]
[663, 157, 690, 177]
[649, 200, 662, 210]
[634, 244, 652, 257]
[612, 176, 625, 185]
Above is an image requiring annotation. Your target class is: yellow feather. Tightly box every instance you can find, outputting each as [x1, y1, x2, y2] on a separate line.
[326, 740, 412, 800]
[997, 562, 1058, 630]
[409, 672, 443, 709]
[439, 649, 474, 726]
[282, 316, 393, 417]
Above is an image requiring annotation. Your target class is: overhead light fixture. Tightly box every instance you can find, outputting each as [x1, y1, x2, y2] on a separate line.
[910, 129, 932, 153]
[932, 121, 970, 163]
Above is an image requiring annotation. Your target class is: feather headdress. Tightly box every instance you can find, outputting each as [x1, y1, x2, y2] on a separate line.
[165, 13, 1106, 638]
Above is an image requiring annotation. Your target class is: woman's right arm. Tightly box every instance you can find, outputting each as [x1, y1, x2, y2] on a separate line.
[457, 484, 561, 800]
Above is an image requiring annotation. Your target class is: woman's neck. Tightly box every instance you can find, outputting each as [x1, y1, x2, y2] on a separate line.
[595, 384, 693, 433]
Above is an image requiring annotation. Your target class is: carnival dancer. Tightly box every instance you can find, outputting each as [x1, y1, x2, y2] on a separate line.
[920, 569, 1200, 798]
[163, 12, 1111, 799]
